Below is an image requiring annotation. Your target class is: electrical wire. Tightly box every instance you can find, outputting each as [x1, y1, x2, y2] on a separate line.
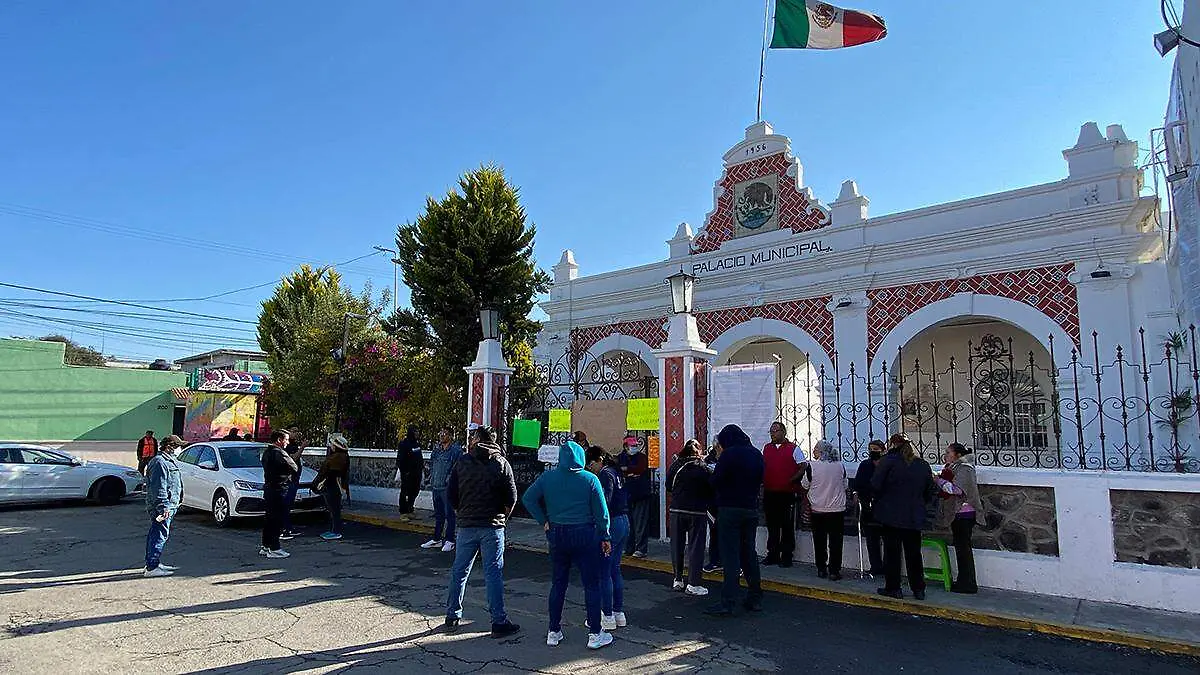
[0, 308, 258, 348]
[0, 301, 261, 335]
[0, 282, 259, 325]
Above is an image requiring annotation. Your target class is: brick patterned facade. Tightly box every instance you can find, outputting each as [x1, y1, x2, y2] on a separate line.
[571, 297, 835, 361]
[469, 373, 484, 426]
[664, 356, 685, 460]
[693, 360, 709, 448]
[865, 264, 1080, 359]
[490, 374, 507, 431]
[691, 152, 829, 255]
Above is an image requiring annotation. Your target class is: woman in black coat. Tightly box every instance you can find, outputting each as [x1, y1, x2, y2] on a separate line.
[870, 434, 936, 600]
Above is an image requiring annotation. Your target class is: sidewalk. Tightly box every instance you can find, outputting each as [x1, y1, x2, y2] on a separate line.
[344, 503, 1200, 657]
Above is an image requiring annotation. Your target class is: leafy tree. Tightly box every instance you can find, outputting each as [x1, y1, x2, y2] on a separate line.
[40, 335, 106, 367]
[257, 265, 385, 442]
[393, 165, 551, 421]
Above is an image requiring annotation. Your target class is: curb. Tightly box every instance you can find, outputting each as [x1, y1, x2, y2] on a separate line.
[344, 511, 1200, 659]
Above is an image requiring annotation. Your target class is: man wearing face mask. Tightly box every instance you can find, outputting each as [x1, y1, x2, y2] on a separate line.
[617, 436, 651, 558]
[852, 440, 887, 576]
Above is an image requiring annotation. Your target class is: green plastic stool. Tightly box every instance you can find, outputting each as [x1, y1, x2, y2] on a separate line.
[921, 537, 953, 591]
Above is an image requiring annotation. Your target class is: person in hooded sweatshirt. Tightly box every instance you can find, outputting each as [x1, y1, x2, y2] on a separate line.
[704, 425, 765, 617]
[444, 426, 520, 638]
[522, 441, 614, 651]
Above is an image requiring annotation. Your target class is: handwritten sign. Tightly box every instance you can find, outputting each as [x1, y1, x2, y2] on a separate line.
[548, 408, 572, 432]
[625, 398, 660, 431]
[538, 445, 560, 464]
[647, 435, 661, 469]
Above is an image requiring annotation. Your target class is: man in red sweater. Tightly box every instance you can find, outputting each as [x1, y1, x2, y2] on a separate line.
[761, 422, 806, 567]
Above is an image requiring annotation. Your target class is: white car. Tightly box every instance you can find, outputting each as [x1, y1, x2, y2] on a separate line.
[0, 443, 145, 506]
[175, 441, 324, 526]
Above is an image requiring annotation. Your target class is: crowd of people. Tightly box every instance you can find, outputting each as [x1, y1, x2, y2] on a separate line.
[137, 417, 983, 649]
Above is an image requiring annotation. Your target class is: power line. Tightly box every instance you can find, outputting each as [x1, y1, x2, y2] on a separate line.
[0, 308, 258, 348]
[0, 282, 259, 325]
[0, 313, 240, 357]
[0, 301, 261, 335]
[123, 251, 387, 303]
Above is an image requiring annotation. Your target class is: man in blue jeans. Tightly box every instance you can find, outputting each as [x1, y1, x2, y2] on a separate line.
[523, 440, 614, 650]
[422, 426, 462, 552]
[444, 425, 520, 638]
[143, 434, 185, 578]
[704, 424, 765, 617]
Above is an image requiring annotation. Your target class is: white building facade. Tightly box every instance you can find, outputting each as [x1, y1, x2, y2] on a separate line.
[527, 120, 1200, 613]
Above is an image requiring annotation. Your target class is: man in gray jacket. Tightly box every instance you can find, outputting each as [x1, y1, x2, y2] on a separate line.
[144, 435, 185, 578]
[421, 426, 463, 552]
[443, 426, 520, 638]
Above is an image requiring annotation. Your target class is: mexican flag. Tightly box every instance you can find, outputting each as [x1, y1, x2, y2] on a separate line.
[770, 0, 887, 50]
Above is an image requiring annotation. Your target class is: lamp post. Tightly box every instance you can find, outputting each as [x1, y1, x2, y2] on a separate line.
[373, 246, 399, 316]
[665, 267, 696, 314]
[479, 307, 501, 341]
[332, 312, 370, 433]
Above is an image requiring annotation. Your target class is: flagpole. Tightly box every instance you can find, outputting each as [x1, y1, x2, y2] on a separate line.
[755, 0, 773, 122]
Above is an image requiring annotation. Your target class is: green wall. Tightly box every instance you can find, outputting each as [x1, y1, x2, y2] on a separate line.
[0, 339, 187, 441]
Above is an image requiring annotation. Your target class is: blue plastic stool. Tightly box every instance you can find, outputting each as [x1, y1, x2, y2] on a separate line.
[921, 537, 953, 591]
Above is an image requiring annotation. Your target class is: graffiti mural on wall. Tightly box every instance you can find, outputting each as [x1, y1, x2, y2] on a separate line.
[184, 392, 259, 441]
[197, 370, 265, 394]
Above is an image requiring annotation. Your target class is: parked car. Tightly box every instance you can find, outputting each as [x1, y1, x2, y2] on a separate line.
[175, 441, 324, 526]
[0, 443, 145, 506]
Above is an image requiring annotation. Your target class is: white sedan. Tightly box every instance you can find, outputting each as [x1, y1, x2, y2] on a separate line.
[175, 441, 325, 526]
[0, 443, 145, 506]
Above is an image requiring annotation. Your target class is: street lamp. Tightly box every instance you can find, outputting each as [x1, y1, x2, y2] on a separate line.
[480, 307, 501, 341]
[665, 267, 696, 314]
[373, 246, 398, 316]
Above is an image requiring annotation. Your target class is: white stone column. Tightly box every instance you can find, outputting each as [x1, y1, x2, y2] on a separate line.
[652, 312, 716, 542]
[464, 337, 514, 435]
[827, 294, 872, 460]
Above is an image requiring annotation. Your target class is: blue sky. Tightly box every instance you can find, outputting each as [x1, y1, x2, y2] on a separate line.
[0, 1, 1176, 361]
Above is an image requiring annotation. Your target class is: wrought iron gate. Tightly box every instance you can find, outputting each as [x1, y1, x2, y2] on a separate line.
[498, 348, 662, 530]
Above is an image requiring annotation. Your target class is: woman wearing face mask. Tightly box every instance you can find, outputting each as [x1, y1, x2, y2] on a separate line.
[617, 436, 651, 558]
[935, 443, 983, 593]
[585, 446, 629, 631]
[665, 439, 714, 595]
[852, 440, 887, 576]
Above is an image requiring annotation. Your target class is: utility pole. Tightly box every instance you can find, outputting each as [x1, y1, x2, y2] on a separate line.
[373, 246, 399, 316]
[331, 312, 369, 433]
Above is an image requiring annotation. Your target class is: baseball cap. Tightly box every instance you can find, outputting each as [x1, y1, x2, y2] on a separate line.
[161, 434, 186, 448]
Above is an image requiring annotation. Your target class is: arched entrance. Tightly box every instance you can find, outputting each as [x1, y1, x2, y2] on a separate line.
[888, 317, 1060, 468]
[710, 322, 831, 451]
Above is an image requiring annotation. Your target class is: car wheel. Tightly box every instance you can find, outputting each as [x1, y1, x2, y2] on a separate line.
[91, 478, 125, 506]
[212, 491, 232, 527]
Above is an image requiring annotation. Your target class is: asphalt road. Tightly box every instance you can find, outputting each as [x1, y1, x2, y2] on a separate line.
[1, 500, 1196, 674]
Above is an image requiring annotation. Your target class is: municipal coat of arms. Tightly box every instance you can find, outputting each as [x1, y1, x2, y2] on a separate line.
[735, 180, 777, 232]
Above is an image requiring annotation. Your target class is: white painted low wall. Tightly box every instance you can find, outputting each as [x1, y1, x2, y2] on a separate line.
[970, 467, 1199, 614]
[320, 448, 1199, 614]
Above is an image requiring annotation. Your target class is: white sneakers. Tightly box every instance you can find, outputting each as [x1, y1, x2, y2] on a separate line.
[587, 631, 614, 650]
[600, 614, 617, 631]
[441, 541, 455, 553]
[672, 579, 686, 591]
[613, 611, 627, 628]
[548, 628, 615, 649]
[259, 546, 291, 558]
[685, 585, 709, 596]
[420, 539, 443, 549]
[143, 567, 173, 578]
[159, 563, 178, 572]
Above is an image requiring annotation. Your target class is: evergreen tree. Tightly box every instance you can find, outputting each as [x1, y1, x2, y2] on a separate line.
[393, 165, 551, 412]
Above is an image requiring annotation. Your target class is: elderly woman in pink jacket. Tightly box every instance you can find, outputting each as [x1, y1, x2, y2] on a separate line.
[800, 440, 848, 581]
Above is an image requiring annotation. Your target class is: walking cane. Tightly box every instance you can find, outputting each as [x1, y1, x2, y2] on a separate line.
[857, 499, 867, 579]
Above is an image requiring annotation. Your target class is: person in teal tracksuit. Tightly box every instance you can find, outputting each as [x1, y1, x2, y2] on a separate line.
[522, 441, 614, 650]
